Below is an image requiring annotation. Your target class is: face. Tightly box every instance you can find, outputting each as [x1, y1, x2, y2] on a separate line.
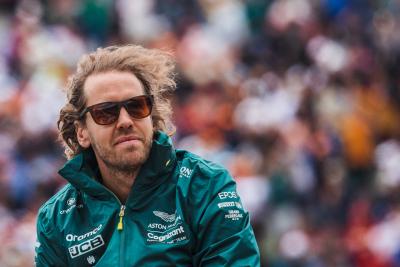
[76, 71, 154, 173]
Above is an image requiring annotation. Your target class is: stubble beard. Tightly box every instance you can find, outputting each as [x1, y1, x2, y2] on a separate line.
[91, 132, 153, 176]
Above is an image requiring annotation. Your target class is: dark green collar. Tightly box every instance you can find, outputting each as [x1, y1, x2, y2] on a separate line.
[58, 131, 177, 201]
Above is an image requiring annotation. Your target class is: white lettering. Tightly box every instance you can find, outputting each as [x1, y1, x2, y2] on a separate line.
[66, 224, 102, 242]
[218, 202, 235, 208]
[218, 191, 238, 200]
[68, 235, 104, 259]
[60, 204, 84, 214]
[148, 223, 167, 230]
[147, 226, 185, 242]
[225, 210, 243, 221]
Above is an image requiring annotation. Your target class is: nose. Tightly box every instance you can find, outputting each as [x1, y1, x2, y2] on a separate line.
[115, 107, 133, 129]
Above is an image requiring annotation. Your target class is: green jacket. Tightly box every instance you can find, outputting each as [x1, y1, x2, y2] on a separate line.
[35, 131, 260, 266]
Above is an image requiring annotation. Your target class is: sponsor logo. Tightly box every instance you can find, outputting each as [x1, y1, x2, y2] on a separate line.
[147, 214, 182, 232]
[153, 211, 176, 223]
[67, 198, 76, 206]
[217, 201, 242, 209]
[68, 235, 104, 259]
[87, 255, 96, 264]
[148, 223, 167, 230]
[147, 226, 186, 243]
[179, 167, 193, 178]
[60, 204, 84, 214]
[60, 198, 83, 214]
[66, 224, 103, 242]
[225, 209, 243, 221]
[218, 191, 238, 200]
[147, 210, 188, 243]
[218, 201, 235, 208]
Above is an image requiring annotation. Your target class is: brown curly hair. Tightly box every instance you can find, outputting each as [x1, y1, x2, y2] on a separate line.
[58, 44, 177, 159]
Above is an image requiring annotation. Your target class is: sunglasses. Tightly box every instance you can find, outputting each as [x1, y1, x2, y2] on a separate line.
[80, 95, 154, 125]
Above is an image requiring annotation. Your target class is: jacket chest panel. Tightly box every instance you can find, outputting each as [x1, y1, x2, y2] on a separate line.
[66, 185, 193, 266]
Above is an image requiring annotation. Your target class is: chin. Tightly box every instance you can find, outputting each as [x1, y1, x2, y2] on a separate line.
[120, 151, 147, 166]
[106, 143, 151, 168]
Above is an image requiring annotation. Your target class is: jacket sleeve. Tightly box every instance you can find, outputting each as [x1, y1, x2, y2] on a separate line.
[35, 207, 68, 267]
[190, 167, 261, 267]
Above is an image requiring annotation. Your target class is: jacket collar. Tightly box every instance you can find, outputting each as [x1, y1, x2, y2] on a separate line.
[58, 131, 177, 201]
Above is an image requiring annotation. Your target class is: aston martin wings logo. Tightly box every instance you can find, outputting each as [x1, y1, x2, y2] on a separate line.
[153, 211, 176, 223]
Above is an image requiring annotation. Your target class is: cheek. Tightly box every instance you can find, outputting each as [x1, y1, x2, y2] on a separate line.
[141, 118, 154, 136]
[87, 124, 113, 145]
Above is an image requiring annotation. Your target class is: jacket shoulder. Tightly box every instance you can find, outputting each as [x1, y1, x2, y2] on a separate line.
[37, 184, 79, 229]
[176, 149, 228, 177]
[175, 149, 235, 195]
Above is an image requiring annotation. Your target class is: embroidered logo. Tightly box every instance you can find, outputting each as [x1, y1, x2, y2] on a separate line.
[60, 197, 83, 214]
[179, 167, 193, 178]
[147, 211, 188, 243]
[87, 255, 96, 264]
[67, 198, 76, 206]
[68, 235, 104, 259]
[153, 211, 176, 223]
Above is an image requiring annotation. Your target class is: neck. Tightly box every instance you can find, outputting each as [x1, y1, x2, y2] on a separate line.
[98, 163, 140, 203]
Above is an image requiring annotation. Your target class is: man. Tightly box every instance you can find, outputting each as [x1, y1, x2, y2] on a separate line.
[35, 45, 260, 266]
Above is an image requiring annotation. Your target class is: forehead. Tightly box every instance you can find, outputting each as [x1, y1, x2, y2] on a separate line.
[83, 71, 145, 106]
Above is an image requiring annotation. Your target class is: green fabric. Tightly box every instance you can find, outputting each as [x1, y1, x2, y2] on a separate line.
[35, 131, 260, 266]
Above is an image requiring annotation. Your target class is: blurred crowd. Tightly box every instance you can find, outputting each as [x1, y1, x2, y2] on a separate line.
[1, 0, 400, 266]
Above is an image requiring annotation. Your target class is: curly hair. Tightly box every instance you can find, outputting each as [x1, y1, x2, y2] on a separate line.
[58, 44, 177, 159]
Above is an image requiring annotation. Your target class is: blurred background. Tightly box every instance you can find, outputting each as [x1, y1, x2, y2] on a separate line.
[0, 0, 400, 266]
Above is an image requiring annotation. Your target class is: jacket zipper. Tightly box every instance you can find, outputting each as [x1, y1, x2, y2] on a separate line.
[100, 186, 125, 230]
[120, 218, 126, 267]
[117, 205, 126, 230]
[101, 186, 126, 267]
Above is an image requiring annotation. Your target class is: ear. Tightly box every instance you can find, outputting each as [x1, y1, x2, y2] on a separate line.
[74, 121, 91, 148]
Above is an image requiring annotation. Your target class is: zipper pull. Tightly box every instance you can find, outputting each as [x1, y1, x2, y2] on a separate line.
[117, 205, 126, 231]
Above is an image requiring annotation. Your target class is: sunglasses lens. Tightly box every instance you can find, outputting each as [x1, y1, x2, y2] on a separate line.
[85, 95, 153, 125]
[125, 96, 153, 119]
[90, 104, 119, 125]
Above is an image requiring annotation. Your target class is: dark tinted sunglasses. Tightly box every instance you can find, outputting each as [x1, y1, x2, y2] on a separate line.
[80, 95, 154, 125]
